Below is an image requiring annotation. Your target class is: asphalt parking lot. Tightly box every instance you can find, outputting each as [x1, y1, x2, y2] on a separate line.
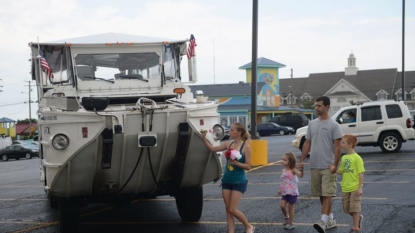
[1, 135, 415, 233]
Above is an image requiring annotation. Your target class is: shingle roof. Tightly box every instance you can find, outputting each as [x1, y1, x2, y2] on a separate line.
[396, 71, 415, 92]
[190, 69, 415, 104]
[350, 69, 397, 100]
[16, 123, 37, 134]
[239, 57, 286, 69]
[279, 68, 411, 100]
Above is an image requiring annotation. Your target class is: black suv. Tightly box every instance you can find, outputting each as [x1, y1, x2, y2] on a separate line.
[270, 114, 309, 132]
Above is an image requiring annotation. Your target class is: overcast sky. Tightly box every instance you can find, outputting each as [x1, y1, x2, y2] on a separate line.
[0, 0, 414, 121]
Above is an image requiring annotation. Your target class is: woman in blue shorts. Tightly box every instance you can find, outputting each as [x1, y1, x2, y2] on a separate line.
[201, 122, 254, 233]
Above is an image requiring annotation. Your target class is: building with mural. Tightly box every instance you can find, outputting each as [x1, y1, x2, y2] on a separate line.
[239, 57, 284, 108]
[189, 57, 314, 128]
[189, 54, 415, 128]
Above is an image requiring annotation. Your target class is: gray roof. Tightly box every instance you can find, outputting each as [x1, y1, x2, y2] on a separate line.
[279, 68, 415, 100]
[191, 69, 415, 103]
[239, 57, 286, 69]
[348, 69, 397, 100]
[396, 71, 415, 92]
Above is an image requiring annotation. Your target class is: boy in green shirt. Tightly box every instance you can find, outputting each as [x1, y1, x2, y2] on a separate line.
[336, 134, 365, 233]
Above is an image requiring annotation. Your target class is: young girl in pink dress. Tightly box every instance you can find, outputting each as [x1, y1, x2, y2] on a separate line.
[278, 152, 304, 229]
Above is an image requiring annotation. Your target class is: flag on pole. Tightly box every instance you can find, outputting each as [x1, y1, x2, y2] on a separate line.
[39, 50, 54, 79]
[187, 34, 196, 59]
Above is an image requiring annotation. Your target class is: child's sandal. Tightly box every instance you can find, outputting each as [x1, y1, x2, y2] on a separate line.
[283, 217, 289, 226]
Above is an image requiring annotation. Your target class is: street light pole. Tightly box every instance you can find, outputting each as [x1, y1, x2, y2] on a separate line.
[290, 68, 293, 108]
[250, 0, 258, 139]
[402, 0, 405, 101]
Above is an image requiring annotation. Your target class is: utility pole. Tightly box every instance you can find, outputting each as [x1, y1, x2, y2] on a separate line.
[24, 81, 33, 137]
[290, 68, 293, 108]
[213, 38, 216, 84]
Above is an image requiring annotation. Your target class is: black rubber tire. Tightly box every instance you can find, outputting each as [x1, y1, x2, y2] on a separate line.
[379, 132, 402, 153]
[15, 157, 20, 160]
[58, 198, 80, 233]
[50, 196, 58, 209]
[2, 155, 8, 161]
[175, 187, 203, 222]
[25, 153, 32, 159]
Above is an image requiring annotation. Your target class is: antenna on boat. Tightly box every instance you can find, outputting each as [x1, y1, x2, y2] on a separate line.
[213, 38, 216, 84]
[37, 36, 40, 57]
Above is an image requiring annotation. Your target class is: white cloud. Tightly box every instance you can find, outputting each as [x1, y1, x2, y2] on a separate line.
[0, 0, 414, 120]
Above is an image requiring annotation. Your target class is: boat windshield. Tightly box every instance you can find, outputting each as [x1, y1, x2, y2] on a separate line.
[75, 52, 160, 82]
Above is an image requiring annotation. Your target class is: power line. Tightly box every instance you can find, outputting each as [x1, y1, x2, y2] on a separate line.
[0, 105, 27, 115]
[0, 101, 36, 107]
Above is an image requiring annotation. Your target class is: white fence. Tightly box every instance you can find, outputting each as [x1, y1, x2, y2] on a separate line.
[0, 136, 12, 150]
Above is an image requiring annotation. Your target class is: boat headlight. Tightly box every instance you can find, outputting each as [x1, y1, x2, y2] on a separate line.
[211, 124, 225, 141]
[52, 134, 69, 150]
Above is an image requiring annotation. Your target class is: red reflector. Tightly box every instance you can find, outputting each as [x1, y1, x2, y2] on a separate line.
[82, 127, 88, 138]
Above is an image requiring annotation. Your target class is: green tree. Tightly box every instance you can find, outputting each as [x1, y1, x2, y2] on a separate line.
[17, 118, 38, 124]
[300, 98, 314, 109]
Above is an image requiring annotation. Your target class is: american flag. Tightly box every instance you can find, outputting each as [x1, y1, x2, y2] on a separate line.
[39, 50, 54, 79]
[186, 34, 196, 59]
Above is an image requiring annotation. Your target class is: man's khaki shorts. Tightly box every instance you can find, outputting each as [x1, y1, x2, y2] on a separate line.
[310, 169, 337, 197]
[342, 191, 361, 213]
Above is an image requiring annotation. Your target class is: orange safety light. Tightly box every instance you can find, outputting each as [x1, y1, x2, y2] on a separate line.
[106, 43, 113, 46]
[173, 88, 185, 94]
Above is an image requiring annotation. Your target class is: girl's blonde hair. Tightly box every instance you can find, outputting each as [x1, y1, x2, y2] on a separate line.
[232, 122, 251, 145]
[284, 151, 297, 169]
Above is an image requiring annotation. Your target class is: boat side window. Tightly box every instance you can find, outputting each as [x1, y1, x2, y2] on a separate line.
[163, 46, 177, 80]
[37, 46, 73, 86]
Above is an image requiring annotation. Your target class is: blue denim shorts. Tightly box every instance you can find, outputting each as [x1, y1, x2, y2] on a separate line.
[221, 181, 248, 194]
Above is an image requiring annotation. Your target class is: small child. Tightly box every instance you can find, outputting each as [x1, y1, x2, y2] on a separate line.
[278, 152, 304, 230]
[336, 134, 365, 233]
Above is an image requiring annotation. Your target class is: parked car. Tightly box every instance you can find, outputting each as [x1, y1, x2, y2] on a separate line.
[256, 122, 295, 136]
[0, 144, 39, 161]
[12, 140, 28, 145]
[269, 114, 309, 132]
[292, 100, 415, 153]
[27, 141, 40, 147]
